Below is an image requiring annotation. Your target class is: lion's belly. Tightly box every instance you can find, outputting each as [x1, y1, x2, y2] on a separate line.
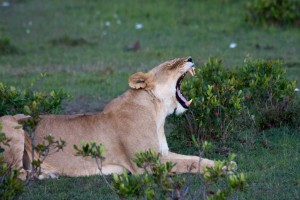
[34, 116, 129, 176]
[42, 153, 125, 176]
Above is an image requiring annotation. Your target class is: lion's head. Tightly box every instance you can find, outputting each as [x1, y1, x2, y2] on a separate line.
[128, 57, 195, 115]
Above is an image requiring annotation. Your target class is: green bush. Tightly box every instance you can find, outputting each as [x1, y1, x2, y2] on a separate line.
[0, 79, 69, 196]
[114, 149, 245, 200]
[0, 36, 18, 55]
[0, 78, 69, 135]
[245, 0, 300, 26]
[170, 58, 298, 148]
[171, 57, 245, 141]
[236, 59, 298, 130]
[0, 82, 69, 117]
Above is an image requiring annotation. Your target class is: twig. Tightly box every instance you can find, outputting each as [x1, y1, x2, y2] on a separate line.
[95, 158, 116, 193]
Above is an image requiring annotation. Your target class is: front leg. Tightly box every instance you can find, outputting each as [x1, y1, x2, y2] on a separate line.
[158, 125, 169, 156]
[160, 152, 214, 173]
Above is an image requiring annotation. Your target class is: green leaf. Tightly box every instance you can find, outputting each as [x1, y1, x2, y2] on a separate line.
[24, 105, 32, 114]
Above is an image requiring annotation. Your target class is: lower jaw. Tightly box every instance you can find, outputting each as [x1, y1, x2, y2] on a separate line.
[175, 104, 188, 115]
[176, 94, 189, 109]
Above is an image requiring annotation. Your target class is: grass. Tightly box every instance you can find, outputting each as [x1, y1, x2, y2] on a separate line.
[19, 176, 116, 200]
[0, 0, 299, 199]
[167, 127, 300, 199]
[18, 128, 300, 200]
[232, 128, 300, 199]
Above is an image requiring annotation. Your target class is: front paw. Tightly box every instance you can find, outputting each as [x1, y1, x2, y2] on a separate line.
[38, 172, 59, 180]
[160, 143, 169, 156]
[160, 148, 169, 156]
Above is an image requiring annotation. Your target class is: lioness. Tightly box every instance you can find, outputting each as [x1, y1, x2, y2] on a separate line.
[1, 57, 215, 178]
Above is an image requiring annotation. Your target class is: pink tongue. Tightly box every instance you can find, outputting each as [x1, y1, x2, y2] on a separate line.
[176, 88, 187, 103]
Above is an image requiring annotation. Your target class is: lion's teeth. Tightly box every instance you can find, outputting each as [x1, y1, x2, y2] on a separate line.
[188, 67, 195, 76]
[186, 99, 193, 107]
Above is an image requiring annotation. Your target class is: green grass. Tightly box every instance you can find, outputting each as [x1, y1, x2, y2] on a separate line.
[0, 0, 299, 199]
[233, 128, 300, 199]
[1, 0, 299, 99]
[18, 128, 300, 200]
[19, 176, 117, 200]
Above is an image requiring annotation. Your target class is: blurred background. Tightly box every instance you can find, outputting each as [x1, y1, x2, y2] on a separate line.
[1, 0, 299, 113]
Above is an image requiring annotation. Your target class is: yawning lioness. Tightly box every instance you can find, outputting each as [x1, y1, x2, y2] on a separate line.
[1, 57, 215, 178]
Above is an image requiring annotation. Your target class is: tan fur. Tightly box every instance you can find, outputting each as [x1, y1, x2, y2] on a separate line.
[1, 57, 214, 178]
[0, 115, 27, 180]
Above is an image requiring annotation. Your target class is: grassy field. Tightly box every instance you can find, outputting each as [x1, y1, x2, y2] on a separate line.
[18, 128, 300, 200]
[1, 0, 300, 199]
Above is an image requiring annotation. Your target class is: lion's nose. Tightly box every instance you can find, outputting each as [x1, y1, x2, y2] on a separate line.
[187, 57, 193, 62]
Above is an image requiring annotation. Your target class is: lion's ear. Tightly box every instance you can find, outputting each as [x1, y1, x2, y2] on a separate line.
[128, 72, 153, 89]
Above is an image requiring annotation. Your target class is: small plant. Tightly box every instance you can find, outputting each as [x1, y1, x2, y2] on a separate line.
[75, 140, 246, 200]
[113, 149, 185, 199]
[193, 138, 246, 200]
[245, 0, 300, 26]
[0, 127, 10, 151]
[49, 35, 89, 47]
[29, 135, 65, 180]
[114, 148, 246, 200]
[73, 141, 113, 190]
[74, 141, 106, 172]
[0, 124, 25, 200]
[0, 36, 18, 55]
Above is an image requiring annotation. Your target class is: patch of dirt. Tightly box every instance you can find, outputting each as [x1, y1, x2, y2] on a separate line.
[62, 96, 109, 114]
[49, 35, 91, 47]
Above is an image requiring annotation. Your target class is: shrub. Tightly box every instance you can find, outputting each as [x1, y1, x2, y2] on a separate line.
[74, 142, 246, 200]
[0, 36, 18, 55]
[169, 58, 298, 149]
[113, 149, 182, 199]
[171, 57, 245, 141]
[245, 0, 300, 26]
[236, 59, 298, 130]
[0, 78, 69, 138]
[0, 81, 69, 117]
[0, 79, 69, 178]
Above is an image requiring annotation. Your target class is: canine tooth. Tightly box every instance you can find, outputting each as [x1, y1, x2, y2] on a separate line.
[189, 67, 196, 76]
[186, 99, 193, 107]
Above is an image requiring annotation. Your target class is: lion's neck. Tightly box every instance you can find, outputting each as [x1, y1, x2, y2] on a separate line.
[154, 98, 176, 129]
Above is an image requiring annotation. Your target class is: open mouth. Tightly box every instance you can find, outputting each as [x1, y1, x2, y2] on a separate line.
[176, 65, 195, 109]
